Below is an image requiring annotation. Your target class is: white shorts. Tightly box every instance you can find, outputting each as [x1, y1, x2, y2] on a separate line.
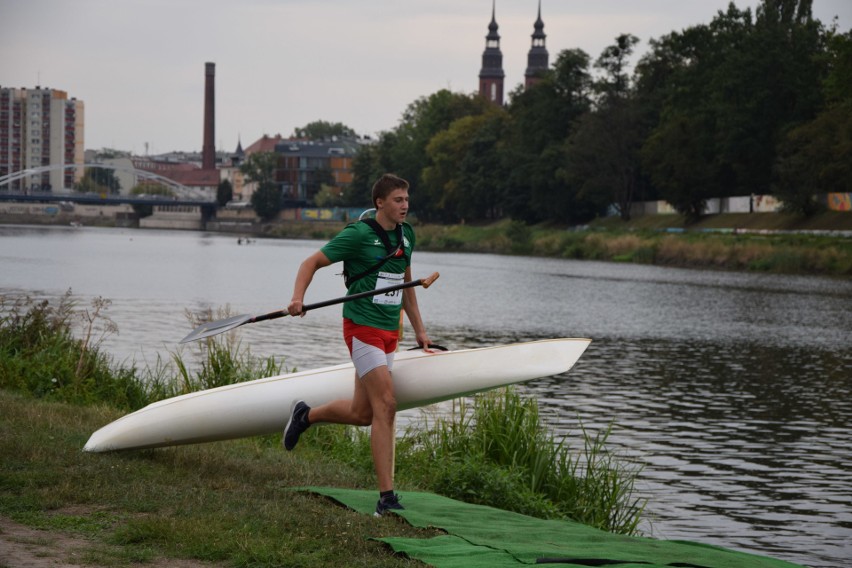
[351, 337, 395, 378]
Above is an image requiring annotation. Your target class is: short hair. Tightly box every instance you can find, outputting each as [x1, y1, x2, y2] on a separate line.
[371, 174, 409, 208]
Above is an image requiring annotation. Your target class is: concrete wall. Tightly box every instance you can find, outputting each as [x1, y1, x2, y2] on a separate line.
[0, 202, 132, 217]
[279, 207, 367, 222]
[139, 205, 202, 230]
[630, 194, 784, 217]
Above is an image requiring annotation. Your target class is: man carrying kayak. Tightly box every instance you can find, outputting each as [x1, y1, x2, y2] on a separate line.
[283, 173, 432, 516]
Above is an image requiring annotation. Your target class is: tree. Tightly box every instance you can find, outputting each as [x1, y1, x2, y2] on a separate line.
[241, 152, 281, 220]
[75, 167, 121, 194]
[376, 90, 493, 220]
[638, 0, 829, 218]
[501, 48, 593, 223]
[217, 179, 233, 207]
[455, 111, 509, 221]
[642, 111, 718, 221]
[422, 112, 507, 222]
[594, 34, 640, 103]
[343, 144, 383, 208]
[251, 183, 282, 221]
[563, 35, 644, 221]
[774, 30, 852, 214]
[307, 167, 335, 204]
[293, 121, 356, 140]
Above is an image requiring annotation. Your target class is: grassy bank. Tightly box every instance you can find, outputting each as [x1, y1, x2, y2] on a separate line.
[4, 211, 851, 275]
[1, 295, 645, 566]
[262, 212, 852, 276]
[0, 390, 435, 567]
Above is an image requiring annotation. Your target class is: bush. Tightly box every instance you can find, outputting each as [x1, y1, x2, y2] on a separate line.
[401, 389, 645, 535]
[1, 293, 644, 536]
[0, 292, 145, 408]
[506, 221, 533, 254]
[0, 294, 285, 411]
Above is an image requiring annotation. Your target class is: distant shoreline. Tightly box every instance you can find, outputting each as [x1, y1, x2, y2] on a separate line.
[3, 212, 851, 276]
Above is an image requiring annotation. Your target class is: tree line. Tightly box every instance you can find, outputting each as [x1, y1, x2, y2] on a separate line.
[328, 0, 850, 224]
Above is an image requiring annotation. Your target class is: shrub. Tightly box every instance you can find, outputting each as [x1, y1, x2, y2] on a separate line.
[0, 295, 285, 410]
[404, 390, 646, 535]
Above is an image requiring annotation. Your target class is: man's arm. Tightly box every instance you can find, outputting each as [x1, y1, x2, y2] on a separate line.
[402, 265, 432, 347]
[288, 250, 332, 317]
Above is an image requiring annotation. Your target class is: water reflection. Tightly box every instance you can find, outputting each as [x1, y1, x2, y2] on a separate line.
[526, 338, 851, 567]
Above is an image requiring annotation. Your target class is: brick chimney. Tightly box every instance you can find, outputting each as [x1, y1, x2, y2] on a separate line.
[202, 62, 215, 170]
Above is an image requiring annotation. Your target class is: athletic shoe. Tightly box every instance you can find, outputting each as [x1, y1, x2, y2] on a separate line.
[283, 400, 311, 451]
[374, 493, 404, 517]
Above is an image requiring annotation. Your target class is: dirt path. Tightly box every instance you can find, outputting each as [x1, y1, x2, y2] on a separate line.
[0, 516, 218, 568]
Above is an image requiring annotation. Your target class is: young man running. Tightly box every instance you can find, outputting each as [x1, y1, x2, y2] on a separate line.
[283, 173, 432, 516]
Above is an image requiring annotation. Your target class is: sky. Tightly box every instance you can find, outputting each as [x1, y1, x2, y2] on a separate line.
[1, 0, 850, 155]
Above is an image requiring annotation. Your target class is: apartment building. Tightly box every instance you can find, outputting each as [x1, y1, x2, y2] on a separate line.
[0, 86, 85, 192]
[275, 137, 359, 204]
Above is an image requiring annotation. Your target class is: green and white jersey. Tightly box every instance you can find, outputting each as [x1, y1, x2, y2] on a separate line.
[320, 221, 414, 331]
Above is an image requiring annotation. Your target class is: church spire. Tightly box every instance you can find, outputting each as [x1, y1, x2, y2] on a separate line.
[478, 0, 505, 105]
[525, 0, 549, 89]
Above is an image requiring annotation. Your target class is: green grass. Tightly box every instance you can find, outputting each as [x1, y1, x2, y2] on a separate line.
[0, 293, 648, 565]
[400, 391, 645, 535]
[253, 212, 852, 275]
[0, 296, 285, 411]
[0, 390, 434, 567]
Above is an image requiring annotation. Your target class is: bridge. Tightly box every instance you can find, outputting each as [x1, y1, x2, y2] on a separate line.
[0, 191, 216, 209]
[0, 163, 217, 205]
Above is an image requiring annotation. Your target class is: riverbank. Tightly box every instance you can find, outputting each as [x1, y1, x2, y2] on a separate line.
[0, 296, 645, 566]
[261, 213, 852, 276]
[2, 243, 842, 567]
[0, 391, 806, 568]
[0, 390, 434, 568]
[3, 211, 851, 275]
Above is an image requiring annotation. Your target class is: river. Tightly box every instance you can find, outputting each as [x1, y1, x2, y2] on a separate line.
[1, 224, 850, 568]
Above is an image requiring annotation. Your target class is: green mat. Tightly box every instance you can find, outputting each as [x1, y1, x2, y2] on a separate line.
[302, 487, 805, 568]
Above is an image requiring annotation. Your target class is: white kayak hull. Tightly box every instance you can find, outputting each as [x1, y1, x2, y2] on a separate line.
[83, 338, 591, 452]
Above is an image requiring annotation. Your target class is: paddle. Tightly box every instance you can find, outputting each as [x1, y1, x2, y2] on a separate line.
[179, 272, 440, 344]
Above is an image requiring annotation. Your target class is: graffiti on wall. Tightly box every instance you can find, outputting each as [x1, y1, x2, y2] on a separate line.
[828, 193, 851, 212]
[299, 208, 368, 222]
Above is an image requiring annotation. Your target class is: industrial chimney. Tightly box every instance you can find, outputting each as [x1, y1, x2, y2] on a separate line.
[202, 62, 215, 170]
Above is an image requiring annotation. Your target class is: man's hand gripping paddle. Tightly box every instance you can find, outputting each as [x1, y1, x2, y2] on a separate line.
[179, 272, 440, 344]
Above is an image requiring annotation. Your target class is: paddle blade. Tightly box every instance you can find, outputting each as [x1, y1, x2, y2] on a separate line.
[179, 313, 253, 344]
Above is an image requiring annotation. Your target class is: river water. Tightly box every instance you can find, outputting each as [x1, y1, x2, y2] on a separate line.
[1, 224, 850, 568]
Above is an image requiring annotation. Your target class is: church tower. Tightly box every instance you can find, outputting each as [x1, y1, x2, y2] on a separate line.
[524, 0, 549, 89]
[478, 0, 505, 105]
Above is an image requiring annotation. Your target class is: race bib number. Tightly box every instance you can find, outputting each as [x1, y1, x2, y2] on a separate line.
[373, 271, 404, 305]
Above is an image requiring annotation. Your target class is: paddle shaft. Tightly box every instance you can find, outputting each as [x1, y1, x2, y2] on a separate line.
[179, 272, 440, 343]
[251, 271, 440, 324]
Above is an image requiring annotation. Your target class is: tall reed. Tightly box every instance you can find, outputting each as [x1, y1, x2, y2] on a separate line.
[400, 389, 646, 535]
[2, 293, 645, 535]
[0, 294, 284, 410]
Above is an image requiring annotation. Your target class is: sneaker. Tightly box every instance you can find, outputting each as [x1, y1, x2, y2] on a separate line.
[283, 400, 311, 451]
[374, 493, 404, 517]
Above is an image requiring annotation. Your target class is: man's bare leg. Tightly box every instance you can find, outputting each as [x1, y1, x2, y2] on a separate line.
[362, 366, 396, 491]
[294, 366, 397, 492]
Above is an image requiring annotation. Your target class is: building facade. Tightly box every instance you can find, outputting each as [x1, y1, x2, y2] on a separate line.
[524, 1, 549, 88]
[479, 2, 551, 103]
[0, 86, 84, 192]
[275, 138, 359, 204]
[478, 1, 505, 105]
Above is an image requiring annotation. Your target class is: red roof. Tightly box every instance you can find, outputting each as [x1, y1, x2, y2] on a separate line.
[168, 169, 220, 187]
[134, 158, 219, 187]
[245, 134, 284, 155]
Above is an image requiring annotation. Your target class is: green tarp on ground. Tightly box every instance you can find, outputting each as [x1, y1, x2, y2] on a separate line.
[302, 487, 805, 568]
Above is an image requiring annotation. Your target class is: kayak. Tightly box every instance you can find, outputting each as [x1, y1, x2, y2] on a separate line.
[83, 338, 591, 452]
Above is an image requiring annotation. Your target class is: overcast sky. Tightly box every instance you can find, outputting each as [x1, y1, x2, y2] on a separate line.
[1, 0, 849, 155]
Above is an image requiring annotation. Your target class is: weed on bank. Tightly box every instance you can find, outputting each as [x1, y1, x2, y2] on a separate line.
[1, 294, 646, 565]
